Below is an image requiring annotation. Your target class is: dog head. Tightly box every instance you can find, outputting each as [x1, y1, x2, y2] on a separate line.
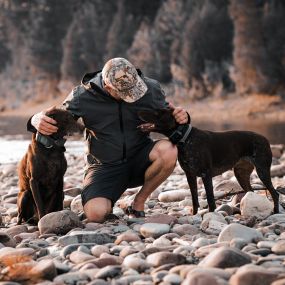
[47, 109, 84, 139]
[138, 108, 178, 135]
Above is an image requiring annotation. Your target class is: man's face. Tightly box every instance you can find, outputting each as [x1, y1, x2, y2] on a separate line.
[103, 83, 122, 101]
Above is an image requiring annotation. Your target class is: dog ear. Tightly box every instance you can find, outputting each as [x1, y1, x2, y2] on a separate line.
[45, 105, 57, 116]
[188, 113, 192, 124]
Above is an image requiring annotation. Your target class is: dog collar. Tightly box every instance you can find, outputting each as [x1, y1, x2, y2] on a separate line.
[169, 124, 192, 145]
[36, 133, 66, 152]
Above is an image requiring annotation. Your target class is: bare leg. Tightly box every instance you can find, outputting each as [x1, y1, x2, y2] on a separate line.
[132, 140, 177, 211]
[83, 197, 112, 222]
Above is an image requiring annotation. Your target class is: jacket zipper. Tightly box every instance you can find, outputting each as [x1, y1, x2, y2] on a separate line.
[118, 102, 127, 161]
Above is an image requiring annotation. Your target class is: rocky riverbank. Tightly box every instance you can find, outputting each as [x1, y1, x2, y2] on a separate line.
[0, 145, 285, 285]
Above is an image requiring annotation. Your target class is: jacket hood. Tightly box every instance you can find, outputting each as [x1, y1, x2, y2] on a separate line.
[81, 70, 105, 95]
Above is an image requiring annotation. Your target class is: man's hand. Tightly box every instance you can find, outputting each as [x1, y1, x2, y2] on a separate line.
[31, 106, 58, 135]
[169, 103, 189, 124]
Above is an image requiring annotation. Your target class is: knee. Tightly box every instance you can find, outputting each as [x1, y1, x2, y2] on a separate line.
[151, 140, 178, 169]
[83, 198, 112, 223]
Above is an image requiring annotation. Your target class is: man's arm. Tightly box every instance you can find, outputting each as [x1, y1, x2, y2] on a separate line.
[28, 86, 83, 135]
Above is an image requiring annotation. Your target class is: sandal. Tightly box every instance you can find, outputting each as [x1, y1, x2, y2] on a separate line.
[126, 206, 145, 218]
[105, 213, 120, 221]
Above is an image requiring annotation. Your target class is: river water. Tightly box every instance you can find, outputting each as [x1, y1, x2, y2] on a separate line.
[0, 115, 284, 164]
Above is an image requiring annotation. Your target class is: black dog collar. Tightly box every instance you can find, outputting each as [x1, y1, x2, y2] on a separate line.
[36, 133, 66, 152]
[169, 124, 192, 145]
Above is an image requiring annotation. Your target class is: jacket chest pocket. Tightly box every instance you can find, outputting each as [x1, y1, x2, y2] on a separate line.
[83, 103, 119, 131]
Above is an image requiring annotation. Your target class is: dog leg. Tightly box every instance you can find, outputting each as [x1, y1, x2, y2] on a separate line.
[45, 180, 64, 214]
[255, 166, 279, 214]
[53, 179, 64, 212]
[201, 173, 216, 212]
[185, 172, 199, 215]
[30, 178, 45, 219]
[17, 191, 35, 225]
[234, 159, 254, 192]
[56, 179, 64, 211]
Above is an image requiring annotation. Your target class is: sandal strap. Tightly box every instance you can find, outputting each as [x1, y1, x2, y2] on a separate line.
[126, 206, 145, 218]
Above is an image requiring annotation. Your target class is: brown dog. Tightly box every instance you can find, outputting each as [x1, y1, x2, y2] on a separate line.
[17, 109, 83, 224]
[138, 108, 281, 215]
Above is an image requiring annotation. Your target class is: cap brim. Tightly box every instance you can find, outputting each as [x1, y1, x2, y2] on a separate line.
[118, 77, 148, 103]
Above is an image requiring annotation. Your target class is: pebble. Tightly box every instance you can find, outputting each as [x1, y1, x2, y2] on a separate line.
[0, 247, 35, 264]
[201, 213, 228, 235]
[94, 265, 122, 279]
[199, 247, 251, 268]
[1, 144, 285, 284]
[70, 194, 84, 214]
[140, 223, 170, 238]
[69, 251, 95, 264]
[271, 279, 285, 285]
[272, 240, 285, 255]
[0, 232, 16, 247]
[240, 192, 274, 219]
[216, 204, 234, 215]
[91, 245, 110, 257]
[58, 232, 116, 246]
[171, 224, 199, 236]
[53, 272, 91, 284]
[145, 214, 178, 225]
[115, 232, 141, 244]
[123, 254, 150, 272]
[218, 223, 263, 243]
[38, 210, 83, 235]
[163, 273, 182, 284]
[158, 190, 190, 202]
[183, 272, 219, 285]
[229, 265, 279, 285]
[5, 225, 28, 238]
[64, 187, 82, 197]
[28, 259, 57, 281]
[270, 164, 285, 176]
[213, 180, 243, 195]
[146, 252, 186, 267]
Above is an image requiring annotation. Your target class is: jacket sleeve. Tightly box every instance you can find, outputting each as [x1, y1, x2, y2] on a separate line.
[151, 80, 170, 109]
[27, 86, 83, 133]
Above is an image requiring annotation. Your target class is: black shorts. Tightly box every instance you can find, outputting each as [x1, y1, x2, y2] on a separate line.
[81, 141, 156, 206]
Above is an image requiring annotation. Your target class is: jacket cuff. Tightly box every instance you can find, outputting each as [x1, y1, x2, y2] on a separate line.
[27, 116, 37, 133]
[186, 112, 191, 124]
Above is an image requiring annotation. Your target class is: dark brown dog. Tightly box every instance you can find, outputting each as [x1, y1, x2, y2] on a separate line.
[17, 109, 83, 224]
[138, 108, 280, 215]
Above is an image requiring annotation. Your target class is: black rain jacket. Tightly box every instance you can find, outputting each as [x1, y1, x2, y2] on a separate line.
[61, 70, 169, 164]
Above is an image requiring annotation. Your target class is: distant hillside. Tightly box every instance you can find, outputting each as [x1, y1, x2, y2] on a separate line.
[0, 0, 284, 111]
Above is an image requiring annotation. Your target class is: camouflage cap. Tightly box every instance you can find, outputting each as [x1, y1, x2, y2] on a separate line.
[102, 58, 148, 103]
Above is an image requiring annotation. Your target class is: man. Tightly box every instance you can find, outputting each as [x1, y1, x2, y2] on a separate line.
[30, 58, 189, 222]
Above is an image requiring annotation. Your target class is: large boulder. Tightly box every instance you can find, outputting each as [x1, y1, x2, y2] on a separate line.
[240, 192, 273, 219]
[38, 210, 83, 235]
[199, 247, 251, 268]
[218, 223, 263, 243]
